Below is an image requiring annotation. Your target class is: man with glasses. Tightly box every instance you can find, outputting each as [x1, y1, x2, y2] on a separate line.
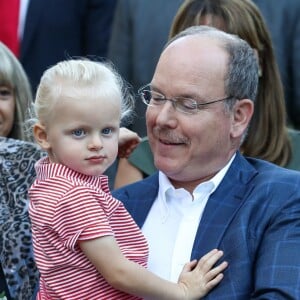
[139, 86, 234, 114]
[113, 25, 300, 299]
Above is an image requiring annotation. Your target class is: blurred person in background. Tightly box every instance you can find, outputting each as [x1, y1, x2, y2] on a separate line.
[0, 41, 40, 300]
[0, 0, 117, 94]
[108, 0, 183, 136]
[252, 0, 300, 129]
[0, 41, 32, 141]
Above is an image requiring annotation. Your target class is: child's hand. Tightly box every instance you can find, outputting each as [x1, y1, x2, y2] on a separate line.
[118, 127, 141, 158]
[177, 249, 228, 299]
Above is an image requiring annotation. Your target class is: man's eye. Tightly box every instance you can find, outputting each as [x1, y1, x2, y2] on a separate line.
[151, 96, 166, 105]
[102, 128, 112, 135]
[180, 98, 198, 110]
[72, 129, 85, 137]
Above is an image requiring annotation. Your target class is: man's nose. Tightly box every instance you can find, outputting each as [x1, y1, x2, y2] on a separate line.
[155, 101, 178, 127]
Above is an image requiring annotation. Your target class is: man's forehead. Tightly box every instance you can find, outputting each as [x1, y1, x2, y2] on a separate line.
[162, 35, 226, 65]
[158, 36, 227, 75]
[152, 35, 227, 96]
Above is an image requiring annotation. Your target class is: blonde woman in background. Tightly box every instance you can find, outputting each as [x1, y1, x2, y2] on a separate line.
[0, 41, 33, 141]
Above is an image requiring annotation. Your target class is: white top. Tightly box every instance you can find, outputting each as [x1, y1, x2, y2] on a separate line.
[18, 0, 30, 39]
[142, 154, 235, 286]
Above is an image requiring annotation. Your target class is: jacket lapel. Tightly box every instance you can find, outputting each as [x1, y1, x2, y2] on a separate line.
[191, 153, 257, 260]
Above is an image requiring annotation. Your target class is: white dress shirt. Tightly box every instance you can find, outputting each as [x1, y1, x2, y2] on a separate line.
[142, 154, 235, 286]
[18, 0, 30, 40]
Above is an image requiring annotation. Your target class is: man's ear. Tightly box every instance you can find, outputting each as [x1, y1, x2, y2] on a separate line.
[230, 99, 254, 139]
[33, 123, 51, 150]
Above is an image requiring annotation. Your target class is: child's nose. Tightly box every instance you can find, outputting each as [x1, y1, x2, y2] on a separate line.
[88, 134, 103, 150]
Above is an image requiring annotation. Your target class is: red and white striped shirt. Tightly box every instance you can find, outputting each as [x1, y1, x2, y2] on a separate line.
[29, 157, 148, 299]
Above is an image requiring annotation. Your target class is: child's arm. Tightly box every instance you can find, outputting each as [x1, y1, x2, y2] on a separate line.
[79, 235, 227, 300]
[118, 127, 141, 158]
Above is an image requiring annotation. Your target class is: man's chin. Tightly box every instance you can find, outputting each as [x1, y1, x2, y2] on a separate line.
[154, 157, 181, 174]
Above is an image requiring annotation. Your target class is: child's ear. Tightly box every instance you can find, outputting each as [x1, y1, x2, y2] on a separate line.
[33, 123, 51, 150]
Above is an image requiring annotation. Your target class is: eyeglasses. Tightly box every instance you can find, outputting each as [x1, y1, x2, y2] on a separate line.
[138, 84, 233, 115]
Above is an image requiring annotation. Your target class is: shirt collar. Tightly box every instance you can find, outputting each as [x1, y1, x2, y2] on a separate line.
[35, 157, 109, 191]
[158, 153, 236, 206]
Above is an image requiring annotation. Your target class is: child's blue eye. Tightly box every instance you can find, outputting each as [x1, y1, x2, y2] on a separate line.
[72, 129, 86, 137]
[102, 128, 112, 135]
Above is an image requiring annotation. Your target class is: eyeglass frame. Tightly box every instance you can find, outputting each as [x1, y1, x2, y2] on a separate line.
[138, 84, 235, 115]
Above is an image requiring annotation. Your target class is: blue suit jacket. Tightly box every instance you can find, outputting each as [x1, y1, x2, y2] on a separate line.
[20, 0, 116, 93]
[113, 152, 300, 299]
